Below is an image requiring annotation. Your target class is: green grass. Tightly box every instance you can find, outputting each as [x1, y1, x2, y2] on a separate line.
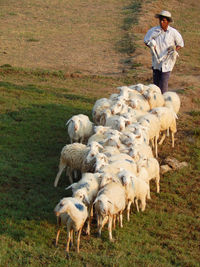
[0, 66, 200, 266]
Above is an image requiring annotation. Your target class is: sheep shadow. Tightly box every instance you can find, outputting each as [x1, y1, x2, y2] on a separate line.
[0, 102, 93, 241]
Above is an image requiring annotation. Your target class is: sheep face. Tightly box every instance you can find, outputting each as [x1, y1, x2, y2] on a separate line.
[74, 189, 90, 206]
[99, 175, 113, 188]
[54, 198, 69, 216]
[94, 196, 109, 216]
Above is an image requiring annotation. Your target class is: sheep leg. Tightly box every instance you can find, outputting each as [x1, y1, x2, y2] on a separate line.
[86, 216, 91, 236]
[86, 204, 94, 235]
[135, 198, 139, 212]
[102, 216, 108, 229]
[127, 200, 132, 222]
[55, 229, 61, 246]
[108, 215, 113, 241]
[113, 215, 116, 229]
[54, 161, 66, 187]
[155, 135, 158, 158]
[171, 131, 175, 148]
[66, 167, 73, 184]
[158, 132, 166, 145]
[141, 197, 146, 212]
[167, 127, 170, 137]
[98, 215, 108, 236]
[77, 227, 83, 253]
[80, 137, 84, 144]
[156, 174, 160, 193]
[73, 170, 78, 180]
[151, 138, 155, 148]
[96, 214, 99, 228]
[147, 182, 151, 200]
[119, 211, 123, 228]
[98, 215, 103, 237]
[90, 205, 93, 217]
[66, 230, 71, 253]
[55, 217, 61, 246]
[70, 229, 74, 247]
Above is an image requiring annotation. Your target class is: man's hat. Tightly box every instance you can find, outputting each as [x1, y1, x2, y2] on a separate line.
[155, 10, 173, 22]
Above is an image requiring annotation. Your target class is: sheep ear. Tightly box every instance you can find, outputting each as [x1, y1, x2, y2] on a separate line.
[93, 198, 98, 204]
[65, 184, 73, 190]
[65, 182, 77, 190]
[98, 143, 104, 150]
[174, 112, 178, 120]
[83, 195, 90, 205]
[151, 110, 156, 114]
[66, 119, 72, 126]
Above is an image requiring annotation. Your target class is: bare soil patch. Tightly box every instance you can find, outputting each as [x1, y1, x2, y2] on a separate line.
[0, 0, 130, 74]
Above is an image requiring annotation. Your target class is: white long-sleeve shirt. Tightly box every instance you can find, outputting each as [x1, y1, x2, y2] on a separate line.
[144, 25, 184, 72]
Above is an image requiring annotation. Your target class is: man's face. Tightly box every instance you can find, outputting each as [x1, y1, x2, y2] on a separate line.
[159, 16, 169, 31]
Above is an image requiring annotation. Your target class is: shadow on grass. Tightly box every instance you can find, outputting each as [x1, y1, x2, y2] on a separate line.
[0, 103, 90, 240]
[0, 81, 97, 104]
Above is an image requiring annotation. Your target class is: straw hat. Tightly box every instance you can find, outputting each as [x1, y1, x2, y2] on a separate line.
[155, 10, 173, 22]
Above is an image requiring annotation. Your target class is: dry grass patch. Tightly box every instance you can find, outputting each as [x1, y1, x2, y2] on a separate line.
[0, 0, 134, 74]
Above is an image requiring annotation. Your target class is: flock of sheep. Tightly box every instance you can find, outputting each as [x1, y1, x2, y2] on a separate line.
[53, 83, 181, 253]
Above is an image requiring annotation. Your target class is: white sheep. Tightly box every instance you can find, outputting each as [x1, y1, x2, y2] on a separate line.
[87, 128, 108, 145]
[110, 99, 129, 115]
[143, 89, 165, 109]
[54, 143, 98, 187]
[137, 156, 160, 193]
[163, 91, 181, 114]
[92, 98, 113, 125]
[150, 107, 177, 147]
[66, 114, 94, 144]
[97, 158, 137, 177]
[54, 212, 69, 247]
[129, 95, 150, 112]
[121, 124, 150, 147]
[102, 145, 121, 157]
[118, 169, 150, 214]
[54, 197, 88, 253]
[103, 133, 125, 151]
[84, 141, 104, 166]
[94, 182, 126, 241]
[66, 172, 101, 235]
[98, 171, 121, 189]
[128, 83, 149, 94]
[138, 113, 161, 157]
[128, 143, 154, 161]
[147, 84, 162, 94]
[121, 107, 147, 124]
[105, 114, 129, 131]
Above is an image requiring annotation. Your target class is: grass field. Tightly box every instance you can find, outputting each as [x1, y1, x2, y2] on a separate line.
[0, 0, 200, 266]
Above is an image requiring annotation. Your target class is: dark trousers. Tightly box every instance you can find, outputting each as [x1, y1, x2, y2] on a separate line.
[153, 69, 171, 94]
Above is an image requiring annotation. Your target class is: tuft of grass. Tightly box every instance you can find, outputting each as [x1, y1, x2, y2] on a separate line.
[116, 0, 142, 56]
[26, 38, 40, 42]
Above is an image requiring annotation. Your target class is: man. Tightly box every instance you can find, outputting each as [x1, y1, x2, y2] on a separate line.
[144, 10, 184, 93]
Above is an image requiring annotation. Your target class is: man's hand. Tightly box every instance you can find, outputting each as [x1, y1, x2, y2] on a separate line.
[167, 46, 175, 54]
[147, 39, 157, 48]
[176, 45, 182, 51]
